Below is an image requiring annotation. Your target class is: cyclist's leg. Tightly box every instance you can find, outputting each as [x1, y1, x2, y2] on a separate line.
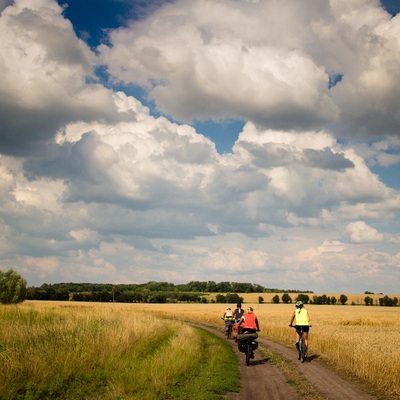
[303, 327, 310, 356]
[295, 327, 300, 347]
[303, 331, 308, 348]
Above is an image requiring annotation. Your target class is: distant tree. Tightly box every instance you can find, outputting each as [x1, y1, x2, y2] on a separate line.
[216, 281, 232, 293]
[258, 296, 264, 304]
[313, 295, 322, 305]
[206, 281, 217, 292]
[0, 269, 27, 304]
[339, 294, 348, 305]
[254, 284, 265, 292]
[282, 293, 292, 304]
[272, 295, 280, 304]
[379, 296, 395, 307]
[216, 294, 226, 303]
[141, 289, 151, 303]
[295, 294, 310, 304]
[364, 296, 373, 306]
[225, 293, 243, 304]
[331, 296, 337, 305]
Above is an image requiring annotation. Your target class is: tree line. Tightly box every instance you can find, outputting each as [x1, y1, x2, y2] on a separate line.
[0, 268, 398, 306]
[271, 293, 348, 305]
[271, 293, 399, 307]
[25, 280, 312, 303]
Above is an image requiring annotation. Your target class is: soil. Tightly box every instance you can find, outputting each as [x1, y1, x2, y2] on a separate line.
[198, 324, 379, 400]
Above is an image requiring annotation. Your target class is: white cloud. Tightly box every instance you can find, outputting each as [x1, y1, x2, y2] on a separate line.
[0, 0, 123, 156]
[99, 0, 400, 138]
[0, 0, 399, 293]
[345, 221, 385, 243]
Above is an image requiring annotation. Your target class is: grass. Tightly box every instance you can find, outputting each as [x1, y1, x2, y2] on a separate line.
[0, 303, 239, 400]
[3, 300, 400, 399]
[127, 301, 400, 400]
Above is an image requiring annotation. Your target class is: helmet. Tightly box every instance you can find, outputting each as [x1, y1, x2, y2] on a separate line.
[226, 307, 231, 310]
[295, 301, 304, 308]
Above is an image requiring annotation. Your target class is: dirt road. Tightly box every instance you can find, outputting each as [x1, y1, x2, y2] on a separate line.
[199, 325, 378, 400]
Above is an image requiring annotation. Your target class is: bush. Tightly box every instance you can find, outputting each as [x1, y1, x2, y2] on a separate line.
[0, 269, 27, 304]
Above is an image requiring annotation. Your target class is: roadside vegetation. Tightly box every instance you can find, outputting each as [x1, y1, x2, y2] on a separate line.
[0, 303, 238, 400]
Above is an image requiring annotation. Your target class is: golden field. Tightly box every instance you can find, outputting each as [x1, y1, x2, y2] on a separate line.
[131, 300, 400, 399]
[2, 299, 399, 399]
[0, 302, 238, 399]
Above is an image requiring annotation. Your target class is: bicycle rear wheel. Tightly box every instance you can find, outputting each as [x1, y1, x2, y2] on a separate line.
[300, 339, 307, 363]
[245, 342, 251, 366]
[227, 324, 232, 339]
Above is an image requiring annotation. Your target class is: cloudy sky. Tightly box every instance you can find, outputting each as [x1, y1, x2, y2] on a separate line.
[1, 0, 399, 293]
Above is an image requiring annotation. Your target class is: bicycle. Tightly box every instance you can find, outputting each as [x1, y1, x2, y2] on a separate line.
[290, 325, 309, 363]
[222, 318, 234, 339]
[237, 329, 258, 366]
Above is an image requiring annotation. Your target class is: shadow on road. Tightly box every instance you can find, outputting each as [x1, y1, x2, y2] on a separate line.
[305, 354, 319, 362]
[250, 357, 270, 365]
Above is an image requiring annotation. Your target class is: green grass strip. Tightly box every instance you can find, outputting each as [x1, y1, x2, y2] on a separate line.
[159, 327, 240, 400]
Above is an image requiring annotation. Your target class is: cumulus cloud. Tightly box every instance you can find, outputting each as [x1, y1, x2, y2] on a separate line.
[99, 0, 400, 138]
[344, 220, 400, 243]
[0, 0, 399, 292]
[0, 0, 124, 156]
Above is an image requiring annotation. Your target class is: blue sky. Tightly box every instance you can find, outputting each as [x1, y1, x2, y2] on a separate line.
[0, 0, 399, 293]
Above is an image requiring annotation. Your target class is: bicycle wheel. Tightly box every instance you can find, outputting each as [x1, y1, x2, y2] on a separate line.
[245, 341, 251, 366]
[300, 339, 307, 363]
[227, 324, 232, 339]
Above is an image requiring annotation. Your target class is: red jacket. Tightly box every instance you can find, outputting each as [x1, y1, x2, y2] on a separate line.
[241, 313, 257, 329]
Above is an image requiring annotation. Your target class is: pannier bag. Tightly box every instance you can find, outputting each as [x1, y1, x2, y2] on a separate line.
[237, 332, 258, 341]
[237, 332, 258, 352]
[237, 340, 258, 352]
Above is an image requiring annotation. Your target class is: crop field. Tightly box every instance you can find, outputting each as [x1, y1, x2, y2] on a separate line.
[129, 300, 400, 399]
[0, 302, 238, 400]
[1, 299, 399, 399]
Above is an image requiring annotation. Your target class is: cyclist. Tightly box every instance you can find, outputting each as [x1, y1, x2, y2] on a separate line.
[222, 307, 234, 320]
[222, 307, 234, 335]
[289, 301, 311, 354]
[237, 307, 260, 358]
[233, 303, 244, 323]
[238, 307, 260, 334]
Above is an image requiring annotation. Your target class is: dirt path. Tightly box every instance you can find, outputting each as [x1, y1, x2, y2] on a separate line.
[197, 324, 378, 400]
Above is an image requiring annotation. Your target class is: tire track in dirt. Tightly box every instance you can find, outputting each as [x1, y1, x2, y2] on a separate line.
[196, 324, 378, 400]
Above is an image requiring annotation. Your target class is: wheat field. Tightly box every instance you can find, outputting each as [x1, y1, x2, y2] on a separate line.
[132, 300, 400, 399]
[1, 299, 399, 399]
[0, 302, 238, 399]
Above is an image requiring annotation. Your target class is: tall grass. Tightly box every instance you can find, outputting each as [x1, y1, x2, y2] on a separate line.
[132, 302, 400, 400]
[0, 302, 238, 399]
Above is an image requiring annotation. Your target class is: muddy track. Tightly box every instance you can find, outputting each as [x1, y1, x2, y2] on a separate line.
[196, 324, 378, 400]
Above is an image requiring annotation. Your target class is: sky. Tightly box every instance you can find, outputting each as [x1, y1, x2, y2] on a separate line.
[0, 0, 400, 293]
